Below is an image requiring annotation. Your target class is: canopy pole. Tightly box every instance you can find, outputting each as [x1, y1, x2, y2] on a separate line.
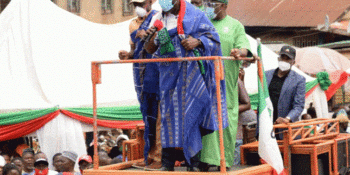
[91, 63, 101, 169]
[214, 58, 226, 173]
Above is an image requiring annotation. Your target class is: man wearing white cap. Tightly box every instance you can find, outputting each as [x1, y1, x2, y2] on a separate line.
[34, 152, 58, 175]
[118, 0, 162, 170]
[56, 151, 80, 175]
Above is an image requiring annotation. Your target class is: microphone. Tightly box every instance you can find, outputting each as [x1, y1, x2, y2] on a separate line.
[143, 20, 163, 43]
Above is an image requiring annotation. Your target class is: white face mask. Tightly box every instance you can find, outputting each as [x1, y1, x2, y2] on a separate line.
[278, 61, 291, 71]
[135, 6, 147, 17]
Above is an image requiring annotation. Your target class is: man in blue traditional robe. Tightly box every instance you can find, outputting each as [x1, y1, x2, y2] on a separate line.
[118, 0, 162, 170]
[144, 0, 228, 171]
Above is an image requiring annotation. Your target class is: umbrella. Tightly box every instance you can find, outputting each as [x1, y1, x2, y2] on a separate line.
[294, 47, 350, 76]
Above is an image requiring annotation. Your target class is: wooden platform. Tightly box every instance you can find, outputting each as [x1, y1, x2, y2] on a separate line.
[84, 159, 275, 175]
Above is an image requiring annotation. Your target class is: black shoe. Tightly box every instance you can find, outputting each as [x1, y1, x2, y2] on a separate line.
[217, 166, 230, 171]
[198, 162, 209, 172]
[186, 167, 195, 172]
[159, 166, 175, 171]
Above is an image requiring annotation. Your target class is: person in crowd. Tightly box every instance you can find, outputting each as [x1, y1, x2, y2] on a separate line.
[34, 158, 57, 175]
[301, 114, 312, 120]
[0, 156, 5, 175]
[2, 163, 21, 175]
[22, 148, 35, 175]
[52, 154, 62, 173]
[118, 0, 162, 170]
[191, 0, 204, 10]
[266, 46, 305, 139]
[115, 134, 129, 161]
[336, 109, 349, 133]
[1, 153, 10, 164]
[107, 146, 121, 160]
[199, 0, 253, 171]
[78, 155, 92, 174]
[144, 0, 227, 171]
[307, 103, 317, 119]
[56, 151, 80, 175]
[11, 158, 24, 173]
[98, 151, 111, 167]
[233, 78, 256, 166]
[34, 152, 57, 175]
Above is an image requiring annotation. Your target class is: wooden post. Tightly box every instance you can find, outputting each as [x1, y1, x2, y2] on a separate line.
[91, 63, 101, 169]
[283, 130, 291, 175]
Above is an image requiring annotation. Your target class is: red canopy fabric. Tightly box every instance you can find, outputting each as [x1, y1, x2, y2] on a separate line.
[0, 111, 59, 141]
[325, 70, 349, 100]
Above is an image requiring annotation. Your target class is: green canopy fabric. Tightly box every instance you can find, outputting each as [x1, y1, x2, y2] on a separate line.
[0, 105, 143, 126]
[64, 106, 142, 121]
[0, 107, 58, 126]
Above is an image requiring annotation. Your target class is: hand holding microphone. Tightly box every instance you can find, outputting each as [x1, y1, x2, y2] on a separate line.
[143, 20, 164, 43]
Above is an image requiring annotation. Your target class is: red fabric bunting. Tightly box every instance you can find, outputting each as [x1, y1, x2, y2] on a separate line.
[60, 110, 144, 129]
[325, 70, 349, 100]
[0, 111, 59, 142]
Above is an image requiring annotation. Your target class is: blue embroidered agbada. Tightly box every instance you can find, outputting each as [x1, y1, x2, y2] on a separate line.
[152, 2, 228, 163]
[130, 10, 159, 161]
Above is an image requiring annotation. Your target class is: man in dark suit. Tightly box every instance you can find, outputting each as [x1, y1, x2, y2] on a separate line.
[266, 46, 305, 127]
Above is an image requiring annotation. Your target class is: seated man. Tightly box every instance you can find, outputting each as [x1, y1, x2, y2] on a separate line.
[144, 0, 227, 171]
[234, 78, 256, 166]
[266, 46, 305, 139]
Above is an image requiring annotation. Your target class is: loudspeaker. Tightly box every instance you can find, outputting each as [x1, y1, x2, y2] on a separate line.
[337, 139, 347, 172]
[244, 152, 260, 165]
[291, 153, 330, 175]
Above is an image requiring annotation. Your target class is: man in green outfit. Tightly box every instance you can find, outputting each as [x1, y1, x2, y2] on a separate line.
[199, 0, 252, 170]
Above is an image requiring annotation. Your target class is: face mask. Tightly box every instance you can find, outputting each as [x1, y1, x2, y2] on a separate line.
[278, 61, 291, 71]
[159, 0, 174, 12]
[135, 6, 147, 17]
[35, 168, 49, 175]
[204, 7, 217, 20]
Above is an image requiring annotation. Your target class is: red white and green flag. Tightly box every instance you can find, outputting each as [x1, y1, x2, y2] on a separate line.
[257, 40, 286, 175]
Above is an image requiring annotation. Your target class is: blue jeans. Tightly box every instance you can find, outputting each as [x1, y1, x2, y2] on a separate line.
[233, 139, 243, 165]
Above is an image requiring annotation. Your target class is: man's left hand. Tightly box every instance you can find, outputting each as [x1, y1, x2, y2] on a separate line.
[181, 36, 200, 50]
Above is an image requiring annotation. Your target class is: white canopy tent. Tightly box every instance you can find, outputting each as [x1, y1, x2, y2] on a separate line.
[0, 0, 328, 169]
